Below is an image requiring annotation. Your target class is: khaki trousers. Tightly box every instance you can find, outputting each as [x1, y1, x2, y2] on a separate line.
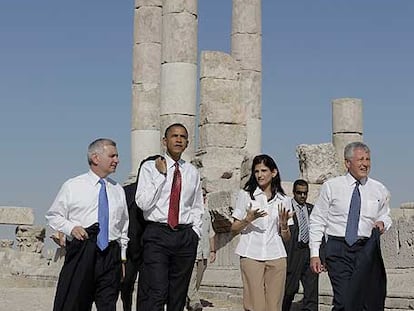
[240, 257, 287, 311]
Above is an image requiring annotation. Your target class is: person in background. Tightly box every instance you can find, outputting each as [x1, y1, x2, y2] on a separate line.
[186, 188, 217, 311]
[135, 123, 203, 311]
[231, 154, 292, 311]
[120, 155, 159, 311]
[46, 138, 129, 311]
[309, 141, 391, 311]
[282, 179, 321, 311]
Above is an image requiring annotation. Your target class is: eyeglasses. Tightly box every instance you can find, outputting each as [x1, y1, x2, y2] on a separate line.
[294, 191, 308, 196]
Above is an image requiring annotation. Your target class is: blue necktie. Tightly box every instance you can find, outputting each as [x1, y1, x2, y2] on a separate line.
[345, 181, 361, 246]
[97, 179, 109, 250]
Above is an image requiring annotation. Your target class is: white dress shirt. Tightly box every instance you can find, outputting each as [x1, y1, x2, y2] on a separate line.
[232, 188, 293, 261]
[135, 153, 204, 237]
[45, 170, 129, 259]
[309, 173, 392, 257]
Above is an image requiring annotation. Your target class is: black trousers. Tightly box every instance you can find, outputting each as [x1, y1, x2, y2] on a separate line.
[325, 236, 368, 311]
[137, 222, 198, 311]
[53, 226, 122, 311]
[282, 245, 318, 311]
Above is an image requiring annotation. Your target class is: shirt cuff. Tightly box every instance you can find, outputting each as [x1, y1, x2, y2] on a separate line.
[310, 246, 320, 258]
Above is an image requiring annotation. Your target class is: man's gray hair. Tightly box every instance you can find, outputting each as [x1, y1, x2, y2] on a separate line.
[344, 141, 370, 161]
[87, 138, 116, 165]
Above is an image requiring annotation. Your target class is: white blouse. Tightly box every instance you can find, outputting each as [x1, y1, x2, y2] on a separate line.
[232, 188, 292, 261]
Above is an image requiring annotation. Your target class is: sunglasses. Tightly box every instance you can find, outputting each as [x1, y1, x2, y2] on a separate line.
[294, 191, 308, 195]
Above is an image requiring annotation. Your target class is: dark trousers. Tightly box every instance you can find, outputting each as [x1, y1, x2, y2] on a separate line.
[120, 259, 140, 311]
[53, 229, 122, 311]
[137, 223, 198, 311]
[282, 246, 318, 311]
[325, 236, 368, 311]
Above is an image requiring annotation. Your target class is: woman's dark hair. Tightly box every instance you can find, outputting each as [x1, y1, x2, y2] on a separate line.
[243, 154, 286, 200]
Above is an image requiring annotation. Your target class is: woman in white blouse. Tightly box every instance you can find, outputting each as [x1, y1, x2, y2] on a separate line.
[231, 154, 292, 311]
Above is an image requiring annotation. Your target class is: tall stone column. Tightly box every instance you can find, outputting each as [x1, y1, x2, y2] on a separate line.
[231, 0, 262, 156]
[130, 0, 162, 179]
[160, 0, 198, 161]
[332, 98, 363, 172]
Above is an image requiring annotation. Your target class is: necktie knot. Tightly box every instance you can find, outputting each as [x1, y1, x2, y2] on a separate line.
[99, 178, 105, 186]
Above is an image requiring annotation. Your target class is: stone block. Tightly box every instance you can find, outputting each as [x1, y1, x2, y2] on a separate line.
[134, 6, 162, 44]
[231, 33, 261, 71]
[200, 51, 239, 80]
[133, 43, 161, 83]
[401, 202, 414, 209]
[239, 70, 262, 118]
[332, 98, 363, 134]
[162, 12, 197, 63]
[200, 124, 246, 148]
[0, 207, 34, 225]
[200, 147, 246, 171]
[245, 118, 261, 156]
[199, 78, 244, 125]
[135, 0, 162, 7]
[131, 83, 160, 129]
[163, 0, 197, 15]
[296, 143, 342, 184]
[231, 0, 261, 34]
[160, 63, 197, 114]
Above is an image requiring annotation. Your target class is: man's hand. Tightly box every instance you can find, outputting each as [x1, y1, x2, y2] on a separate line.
[155, 156, 167, 175]
[71, 226, 89, 241]
[121, 262, 126, 282]
[209, 251, 216, 263]
[374, 221, 385, 234]
[310, 256, 323, 274]
[50, 231, 66, 247]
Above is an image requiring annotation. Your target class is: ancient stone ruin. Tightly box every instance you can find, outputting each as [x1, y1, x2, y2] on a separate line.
[1, 1, 414, 310]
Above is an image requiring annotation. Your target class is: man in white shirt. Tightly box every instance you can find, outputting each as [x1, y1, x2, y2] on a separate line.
[46, 138, 129, 311]
[135, 123, 203, 311]
[309, 141, 391, 311]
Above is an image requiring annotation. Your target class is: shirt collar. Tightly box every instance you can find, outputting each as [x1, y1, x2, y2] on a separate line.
[345, 172, 367, 186]
[164, 153, 185, 169]
[253, 187, 284, 202]
[87, 169, 105, 185]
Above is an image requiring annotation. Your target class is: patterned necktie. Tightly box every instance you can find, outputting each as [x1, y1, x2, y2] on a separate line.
[168, 162, 181, 229]
[298, 205, 309, 243]
[97, 179, 109, 250]
[345, 181, 361, 246]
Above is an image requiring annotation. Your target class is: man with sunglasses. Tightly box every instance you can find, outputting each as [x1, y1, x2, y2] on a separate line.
[282, 179, 321, 311]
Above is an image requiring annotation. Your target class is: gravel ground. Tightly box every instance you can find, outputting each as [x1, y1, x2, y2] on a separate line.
[0, 287, 242, 311]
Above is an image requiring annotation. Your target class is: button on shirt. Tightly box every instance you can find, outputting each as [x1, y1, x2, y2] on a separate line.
[232, 188, 293, 261]
[135, 154, 204, 237]
[309, 173, 391, 258]
[45, 170, 130, 259]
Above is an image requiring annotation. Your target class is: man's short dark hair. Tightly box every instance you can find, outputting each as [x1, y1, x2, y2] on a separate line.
[164, 123, 188, 138]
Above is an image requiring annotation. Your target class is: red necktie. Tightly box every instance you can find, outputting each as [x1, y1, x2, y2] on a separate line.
[168, 162, 181, 228]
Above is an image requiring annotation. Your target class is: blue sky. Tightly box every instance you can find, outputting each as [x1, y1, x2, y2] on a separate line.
[1, 1, 413, 240]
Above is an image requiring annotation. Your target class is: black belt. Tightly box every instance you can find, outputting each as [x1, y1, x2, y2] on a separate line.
[147, 221, 192, 232]
[328, 235, 369, 245]
[297, 241, 309, 249]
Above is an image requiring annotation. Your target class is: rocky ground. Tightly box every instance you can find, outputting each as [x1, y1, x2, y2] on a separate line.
[0, 286, 243, 311]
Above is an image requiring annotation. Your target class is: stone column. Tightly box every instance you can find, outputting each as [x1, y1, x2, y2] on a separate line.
[332, 98, 363, 172]
[160, 0, 198, 161]
[231, 0, 262, 156]
[130, 0, 162, 181]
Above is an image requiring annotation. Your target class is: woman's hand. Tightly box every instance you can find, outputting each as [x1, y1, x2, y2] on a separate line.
[245, 203, 268, 223]
[278, 204, 294, 229]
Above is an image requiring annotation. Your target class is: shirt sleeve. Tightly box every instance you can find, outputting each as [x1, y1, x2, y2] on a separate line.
[232, 190, 249, 221]
[135, 161, 166, 211]
[376, 184, 392, 231]
[45, 181, 78, 237]
[191, 174, 204, 238]
[309, 182, 330, 257]
[119, 186, 130, 260]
